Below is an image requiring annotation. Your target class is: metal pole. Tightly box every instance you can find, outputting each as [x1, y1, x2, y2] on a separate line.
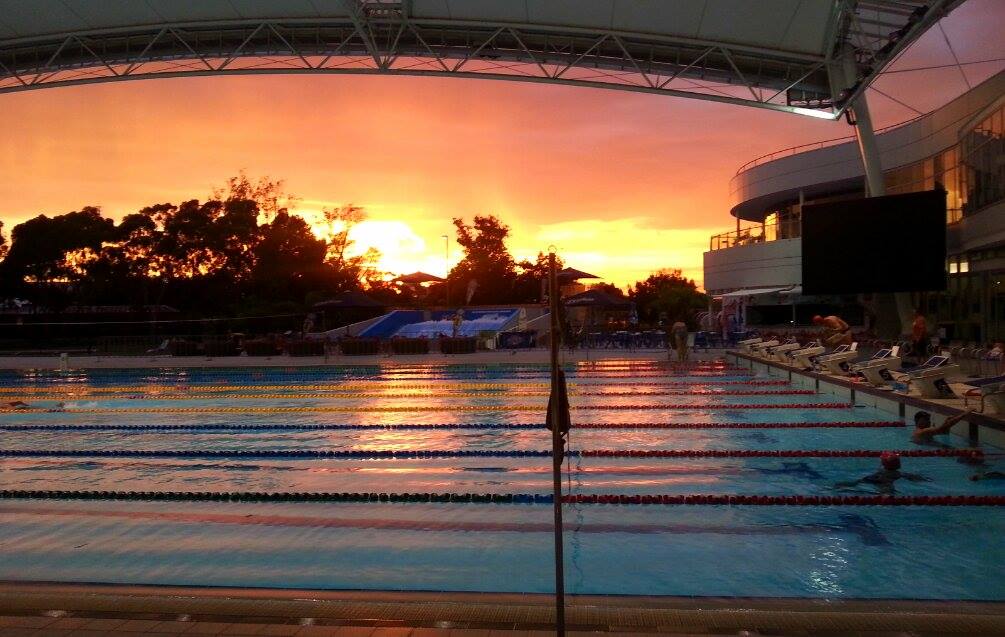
[849, 96, 885, 198]
[548, 252, 566, 637]
[442, 234, 450, 306]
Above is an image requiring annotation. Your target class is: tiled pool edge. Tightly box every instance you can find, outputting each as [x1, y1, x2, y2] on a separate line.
[1, 582, 1004, 635]
[728, 351, 1005, 449]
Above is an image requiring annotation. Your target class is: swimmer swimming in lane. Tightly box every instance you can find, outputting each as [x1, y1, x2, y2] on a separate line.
[835, 452, 929, 495]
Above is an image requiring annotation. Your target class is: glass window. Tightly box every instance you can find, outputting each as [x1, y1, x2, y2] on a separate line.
[959, 105, 1004, 216]
[924, 158, 935, 190]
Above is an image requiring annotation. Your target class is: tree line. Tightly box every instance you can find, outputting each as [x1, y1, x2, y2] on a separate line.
[0, 174, 708, 326]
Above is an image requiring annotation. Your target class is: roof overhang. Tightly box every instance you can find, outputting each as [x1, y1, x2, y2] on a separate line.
[0, 1, 967, 118]
[720, 286, 794, 299]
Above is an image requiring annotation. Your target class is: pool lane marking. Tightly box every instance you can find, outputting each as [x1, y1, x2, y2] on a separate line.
[0, 371, 753, 380]
[0, 492, 1000, 507]
[0, 390, 817, 400]
[0, 380, 791, 393]
[0, 504, 894, 543]
[0, 421, 904, 431]
[0, 402, 853, 414]
[0, 448, 981, 459]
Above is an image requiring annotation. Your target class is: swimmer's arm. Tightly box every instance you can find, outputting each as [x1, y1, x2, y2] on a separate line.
[835, 479, 863, 488]
[918, 410, 972, 437]
[902, 472, 930, 482]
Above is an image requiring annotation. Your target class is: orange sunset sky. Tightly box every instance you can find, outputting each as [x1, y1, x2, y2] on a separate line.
[1, 0, 1002, 289]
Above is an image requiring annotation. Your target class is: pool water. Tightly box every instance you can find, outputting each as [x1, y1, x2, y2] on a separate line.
[1, 360, 1003, 600]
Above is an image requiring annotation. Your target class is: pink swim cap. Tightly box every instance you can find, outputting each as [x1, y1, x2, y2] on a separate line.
[881, 452, 901, 471]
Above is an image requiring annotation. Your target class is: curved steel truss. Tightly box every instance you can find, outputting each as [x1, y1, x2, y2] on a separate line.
[0, 0, 962, 118]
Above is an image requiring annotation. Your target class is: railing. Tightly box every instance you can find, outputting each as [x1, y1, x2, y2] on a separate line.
[709, 219, 801, 251]
[731, 114, 924, 178]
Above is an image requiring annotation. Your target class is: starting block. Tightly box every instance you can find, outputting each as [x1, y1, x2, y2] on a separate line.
[903, 355, 960, 398]
[767, 341, 802, 362]
[963, 374, 1005, 414]
[789, 343, 826, 369]
[852, 346, 902, 387]
[816, 343, 859, 374]
[737, 337, 762, 353]
[749, 340, 781, 357]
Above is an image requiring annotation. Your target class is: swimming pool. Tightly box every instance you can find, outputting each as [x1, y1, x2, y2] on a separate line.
[1, 360, 1002, 600]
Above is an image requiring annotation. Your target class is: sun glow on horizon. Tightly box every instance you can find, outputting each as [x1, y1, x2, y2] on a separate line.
[297, 209, 455, 279]
[293, 207, 711, 289]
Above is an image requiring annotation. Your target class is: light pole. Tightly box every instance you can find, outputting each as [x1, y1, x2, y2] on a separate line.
[442, 234, 450, 306]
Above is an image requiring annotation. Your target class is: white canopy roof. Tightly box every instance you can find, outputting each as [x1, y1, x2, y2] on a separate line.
[0, 1, 965, 117]
[0, 1, 833, 56]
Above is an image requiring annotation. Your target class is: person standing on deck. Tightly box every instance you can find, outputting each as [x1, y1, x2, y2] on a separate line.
[671, 320, 689, 362]
[911, 310, 929, 363]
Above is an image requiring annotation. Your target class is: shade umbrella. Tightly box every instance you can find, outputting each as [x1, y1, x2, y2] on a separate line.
[394, 271, 445, 285]
[556, 267, 600, 282]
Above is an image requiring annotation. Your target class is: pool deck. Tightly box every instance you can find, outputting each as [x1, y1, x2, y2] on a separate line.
[1, 582, 1003, 636]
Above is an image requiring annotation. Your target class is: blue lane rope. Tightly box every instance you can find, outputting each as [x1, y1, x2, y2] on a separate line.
[0, 420, 903, 432]
[0, 490, 1000, 506]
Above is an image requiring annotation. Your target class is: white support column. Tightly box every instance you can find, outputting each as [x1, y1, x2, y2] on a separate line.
[846, 76, 914, 335]
[850, 96, 886, 198]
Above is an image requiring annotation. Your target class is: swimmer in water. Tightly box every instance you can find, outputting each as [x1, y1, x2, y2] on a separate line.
[755, 462, 824, 480]
[2, 400, 32, 410]
[835, 452, 929, 495]
[970, 470, 1005, 481]
[912, 409, 971, 444]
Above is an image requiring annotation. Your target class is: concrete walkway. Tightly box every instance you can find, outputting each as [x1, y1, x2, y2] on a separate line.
[1, 583, 1004, 637]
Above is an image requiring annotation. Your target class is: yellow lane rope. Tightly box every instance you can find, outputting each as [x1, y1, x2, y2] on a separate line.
[0, 383, 553, 394]
[0, 390, 800, 401]
[0, 402, 836, 414]
[3, 405, 550, 413]
[0, 380, 763, 395]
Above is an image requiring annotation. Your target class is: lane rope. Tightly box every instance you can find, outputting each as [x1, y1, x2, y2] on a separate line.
[0, 379, 790, 394]
[0, 389, 817, 400]
[0, 371, 755, 381]
[0, 448, 982, 459]
[0, 402, 852, 414]
[0, 421, 904, 432]
[1, 490, 1001, 506]
[0, 361, 741, 372]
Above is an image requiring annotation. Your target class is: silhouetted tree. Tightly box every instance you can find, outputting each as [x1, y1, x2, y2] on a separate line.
[250, 210, 328, 303]
[589, 282, 626, 297]
[512, 252, 563, 303]
[0, 207, 116, 304]
[449, 215, 517, 304]
[628, 269, 708, 328]
[0, 175, 381, 316]
[212, 170, 299, 222]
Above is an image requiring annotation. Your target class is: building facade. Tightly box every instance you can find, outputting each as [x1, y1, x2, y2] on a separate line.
[704, 71, 1005, 343]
